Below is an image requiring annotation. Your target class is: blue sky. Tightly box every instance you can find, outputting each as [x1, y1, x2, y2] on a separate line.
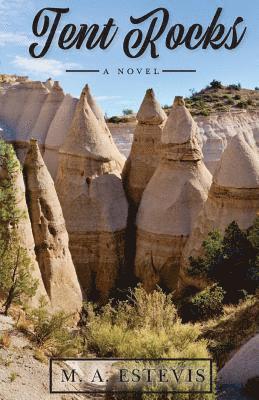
[0, 0, 258, 115]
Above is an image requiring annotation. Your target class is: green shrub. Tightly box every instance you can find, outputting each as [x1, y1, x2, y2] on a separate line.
[82, 286, 209, 359]
[228, 83, 241, 90]
[122, 109, 134, 116]
[27, 298, 82, 356]
[181, 285, 225, 322]
[210, 80, 223, 89]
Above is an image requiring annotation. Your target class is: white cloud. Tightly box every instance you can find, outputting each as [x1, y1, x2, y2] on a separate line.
[95, 96, 122, 101]
[12, 56, 80, 78]
[0, 0, 31, 18]
[0, 32, 30, 47]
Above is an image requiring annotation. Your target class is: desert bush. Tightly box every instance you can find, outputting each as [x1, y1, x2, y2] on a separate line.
[27, 298, 82, 356]
[228, 83, 241, 90]
[180, 285, 225, 322]
[122, 109, 134, 116]
[82, 286, 209, 359]
[209, 80, 223, 89]
[108, 116, 128, 123]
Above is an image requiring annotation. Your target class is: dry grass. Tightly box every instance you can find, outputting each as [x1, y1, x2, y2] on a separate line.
[200, 296, 259, 368]
[0, 331, 11, 348]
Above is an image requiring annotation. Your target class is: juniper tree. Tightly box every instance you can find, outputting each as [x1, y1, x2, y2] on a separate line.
[0, 140, 38, 315]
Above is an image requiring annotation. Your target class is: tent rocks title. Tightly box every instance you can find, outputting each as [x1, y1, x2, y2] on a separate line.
[29, 7, 247, 59]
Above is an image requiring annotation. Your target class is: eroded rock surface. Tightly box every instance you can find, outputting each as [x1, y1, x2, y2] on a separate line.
[135, 97, 212, 291]
[180, 131, 259, 290]
[24, 139, 82, 313]
[123, 89, 167, 209]
[56, 85, 128, 301]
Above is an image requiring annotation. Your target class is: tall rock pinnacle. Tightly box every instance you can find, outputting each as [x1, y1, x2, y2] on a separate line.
[24, 139, 82, 313]
[135, 96, 212, 292]
[123, 88, 167, 209]
[56, 85, 128, 302]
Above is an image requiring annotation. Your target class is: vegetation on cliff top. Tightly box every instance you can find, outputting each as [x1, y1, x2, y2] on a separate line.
[184, 80, 259, 116]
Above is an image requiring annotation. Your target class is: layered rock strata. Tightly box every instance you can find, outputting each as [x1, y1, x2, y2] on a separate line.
[56, 85, 128, 301]
[123, 89, 167, 208]
[135, 97, 212, 291]
[24, 139, 82, 313]
[180, 131, 259, 289]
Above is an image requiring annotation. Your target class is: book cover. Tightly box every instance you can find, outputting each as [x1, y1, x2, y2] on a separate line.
[0, 1, 258, 399]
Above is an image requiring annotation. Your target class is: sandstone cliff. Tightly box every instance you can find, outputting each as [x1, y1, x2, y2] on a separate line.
[135, 97, 212, 292]
[56, 85, 128, 302]
[179, 131, 259, 290]
[123, 89, 167, 208]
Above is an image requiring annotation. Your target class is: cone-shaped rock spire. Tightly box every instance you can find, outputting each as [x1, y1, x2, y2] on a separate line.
[56, 85, 128, 302]
[123, 88, 167, 208]
[179, 132, 259, 290]
[214, 132, 259, 188]
[135, 96, 212, 292]
[161, 97, 202, 161]
[24, 139, 82, 313]
[137, 88, 167, 125]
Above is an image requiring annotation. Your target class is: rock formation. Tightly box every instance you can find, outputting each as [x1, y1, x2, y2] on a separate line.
[24, 139, 82, 313]
[56, 85, 128, 301]
[123, 89, 167, 208]
[43, 94, 78, 179]
[0, 141, 48, 307]
[200, 124, 226, 174]
[180, 131, 259, 289]
[135, 97, 212, 291]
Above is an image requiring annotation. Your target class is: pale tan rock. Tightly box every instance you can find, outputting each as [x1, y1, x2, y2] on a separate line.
[135, 97, 212, 291]
[24, 139, 82, 313]
[56, 85, 128, 301]
[15, 82, 49, 144]
[0, 141, 48, 307]
[44, 94, 78, 179]
[123, 89, 167, 208]
[179, 132, 259, 290]
[30, 81, 64, 144]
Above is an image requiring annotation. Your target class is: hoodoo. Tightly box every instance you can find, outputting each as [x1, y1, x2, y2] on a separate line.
[24, 139, 82, 313]
[123, 88, 167, 208]
[0, 141, 48, 307]
[56, 85, 128, 302]
[135, 96, 212, 291]
[180, 132, 259, 289]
